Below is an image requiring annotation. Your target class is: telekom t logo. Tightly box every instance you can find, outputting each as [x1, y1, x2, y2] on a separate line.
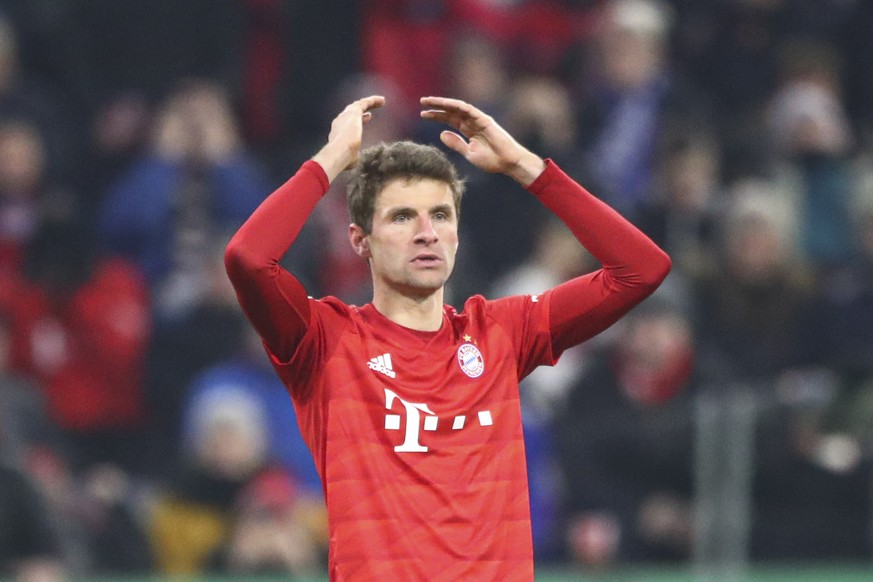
[384, 388, 495, 453]
[384, 388, 437, 452]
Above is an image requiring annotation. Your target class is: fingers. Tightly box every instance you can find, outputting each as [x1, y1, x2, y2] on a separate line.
[420, 96, 476, 114]
[439, 131, 469, 157]
[420, 96, 488, 131]
[350, 95, 386, 114]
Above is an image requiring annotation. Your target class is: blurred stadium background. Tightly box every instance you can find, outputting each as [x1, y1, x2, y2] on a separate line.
[1, 0, 873, 580]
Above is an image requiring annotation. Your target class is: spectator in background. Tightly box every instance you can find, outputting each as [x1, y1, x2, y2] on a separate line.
[750, 403, 873, 561]
[574, 0, 710, 220]
[555, 302, 697, 566]
[362, 0, 452, 116]
[181, 325, 323, 495]
[0, 12, 79, 182]
[73, 463, 155, 576]
[766, 39, 856, 268]
[361, 0, 593, 116]
[99, 79, 269, 322]
[206, 467, 326, 577]
[503, 76, 580, 169]
[0, 200, 151, 475]
[694, 181, 813, 384]
[636, 130, 724, 300]
[414, 34, 546, 299]
[74, 91, 152, 218]
[0, 119, 49, 272]
[0, 311, 52, 469]
[413, 33, 511, 147]
[0, 313, 65, 582]
[675, 0, 784, 134]
[0, 463, 66, 582]
[143, 230, 249, 476]
[803, 190, 873, 402]
[148, 386, 286, 576]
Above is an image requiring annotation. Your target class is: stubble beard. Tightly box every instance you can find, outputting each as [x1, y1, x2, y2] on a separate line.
[386, 262, 454, 300]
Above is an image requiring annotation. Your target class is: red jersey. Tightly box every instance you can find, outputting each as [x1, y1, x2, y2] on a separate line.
[225, 158, 670, 580]
[269, 291, 555, 580]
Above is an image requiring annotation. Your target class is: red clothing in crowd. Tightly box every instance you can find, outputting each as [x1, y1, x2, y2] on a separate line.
[0, 259, 150, 430]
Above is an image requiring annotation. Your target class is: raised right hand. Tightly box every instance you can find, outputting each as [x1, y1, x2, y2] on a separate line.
[312, 95, 386, 182]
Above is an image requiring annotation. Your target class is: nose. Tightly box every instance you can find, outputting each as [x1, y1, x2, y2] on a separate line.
[413, 216, 439, 245]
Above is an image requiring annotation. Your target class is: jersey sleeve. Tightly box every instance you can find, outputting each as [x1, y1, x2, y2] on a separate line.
[485, 291, 558, 380]
[262, 296, 351, 401]
[225, 161, 329, 363]
[527, 160, 671, 355]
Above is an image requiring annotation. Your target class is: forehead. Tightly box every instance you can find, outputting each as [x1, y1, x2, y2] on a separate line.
[374, 177, 454, 212]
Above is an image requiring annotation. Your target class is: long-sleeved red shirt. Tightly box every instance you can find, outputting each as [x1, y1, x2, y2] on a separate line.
[225, 159, 670, 580]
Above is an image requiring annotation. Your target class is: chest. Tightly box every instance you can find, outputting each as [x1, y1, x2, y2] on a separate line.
[319, 329, 521, 456]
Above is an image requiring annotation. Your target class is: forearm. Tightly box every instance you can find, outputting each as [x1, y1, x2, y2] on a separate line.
[226, 161, 328, 271]
[528, 160, 671, 350]
[528, 160, 670, 286]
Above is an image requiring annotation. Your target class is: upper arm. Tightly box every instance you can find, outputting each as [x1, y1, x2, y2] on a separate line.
[548, 269, 657, 354]
[224, 241, 311, 362]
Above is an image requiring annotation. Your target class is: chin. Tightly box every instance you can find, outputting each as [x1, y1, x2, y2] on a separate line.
[402, 275, 447, 296]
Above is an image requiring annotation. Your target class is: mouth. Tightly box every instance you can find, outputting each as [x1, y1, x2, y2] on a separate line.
[410, 254, 443, 267]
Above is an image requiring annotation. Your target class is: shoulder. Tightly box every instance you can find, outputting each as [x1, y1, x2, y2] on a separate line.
[303, 296, 365, 342]
[309, 295, 361, 322]
[459, 292, 546, 325]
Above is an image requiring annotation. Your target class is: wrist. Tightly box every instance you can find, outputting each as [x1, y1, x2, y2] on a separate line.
[311, 142, 353, 183]
[506, 149, 546, 187]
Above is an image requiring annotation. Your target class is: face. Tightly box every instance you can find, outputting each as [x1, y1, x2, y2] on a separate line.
[351, 178, 459, 299]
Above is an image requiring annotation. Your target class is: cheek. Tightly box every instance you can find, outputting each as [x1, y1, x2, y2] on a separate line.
[445, 231, 460, 256]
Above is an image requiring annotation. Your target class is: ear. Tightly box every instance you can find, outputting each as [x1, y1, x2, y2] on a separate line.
[349, 223, 371, 259]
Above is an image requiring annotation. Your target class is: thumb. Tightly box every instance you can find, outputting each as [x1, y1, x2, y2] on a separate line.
[439, 131, 469, 157]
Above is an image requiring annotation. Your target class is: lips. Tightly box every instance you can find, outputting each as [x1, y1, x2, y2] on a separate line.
[411, 253, 442, 266]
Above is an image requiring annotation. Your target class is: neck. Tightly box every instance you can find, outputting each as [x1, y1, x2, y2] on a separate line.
[372, 285, 445, 332]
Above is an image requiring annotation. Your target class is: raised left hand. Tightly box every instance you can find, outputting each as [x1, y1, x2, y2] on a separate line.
[420, 96, 545, 186]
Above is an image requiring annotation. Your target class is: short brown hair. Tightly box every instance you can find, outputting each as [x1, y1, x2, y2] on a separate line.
[347, 141, 465, 233]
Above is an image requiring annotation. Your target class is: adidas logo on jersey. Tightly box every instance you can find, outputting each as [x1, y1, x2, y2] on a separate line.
[368, 353, 396, 378]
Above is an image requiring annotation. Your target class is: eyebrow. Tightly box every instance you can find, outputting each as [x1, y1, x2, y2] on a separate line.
[386, 204, 455, 217]
[430, 204, 455, 217]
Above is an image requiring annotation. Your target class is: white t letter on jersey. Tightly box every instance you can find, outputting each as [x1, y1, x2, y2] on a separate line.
[385, 388, 436, 453]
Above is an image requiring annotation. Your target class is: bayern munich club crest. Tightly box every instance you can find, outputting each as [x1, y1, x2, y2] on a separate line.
[457, 343, 485, 378]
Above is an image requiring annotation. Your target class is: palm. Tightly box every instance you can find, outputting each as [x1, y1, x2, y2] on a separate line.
[421, 97, 521, 174]
[463, 132, 509, 173]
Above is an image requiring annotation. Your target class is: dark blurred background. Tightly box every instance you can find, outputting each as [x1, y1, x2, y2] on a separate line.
[1, 0, 873, 580]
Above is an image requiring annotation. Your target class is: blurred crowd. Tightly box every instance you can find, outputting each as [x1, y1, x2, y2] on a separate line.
[1, 0, 873, 579]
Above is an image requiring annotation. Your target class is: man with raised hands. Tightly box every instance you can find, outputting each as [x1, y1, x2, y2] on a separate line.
[225, 94, 670, 581]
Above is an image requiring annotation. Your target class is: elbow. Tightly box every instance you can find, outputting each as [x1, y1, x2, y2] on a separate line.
[654, 249, 672, 284]
[224, 235, 267, 283]
[640, 248, 672, 292]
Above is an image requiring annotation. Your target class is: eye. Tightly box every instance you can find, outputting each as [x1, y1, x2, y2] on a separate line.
[433, 211, 449, 221]
[392, 213, 409, 224]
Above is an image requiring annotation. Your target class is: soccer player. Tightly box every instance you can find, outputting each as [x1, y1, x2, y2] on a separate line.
[225, 95, 671, 580]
